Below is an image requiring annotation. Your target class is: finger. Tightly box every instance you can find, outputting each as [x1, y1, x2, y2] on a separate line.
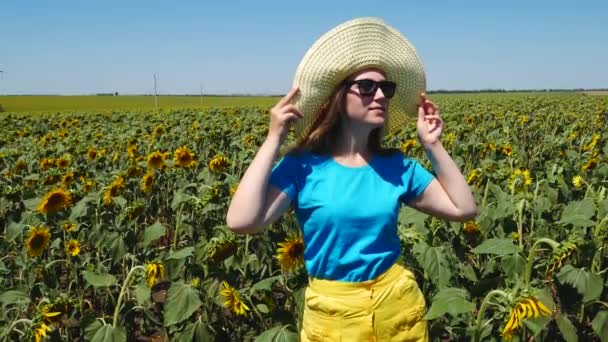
[281, 104, 304, 118]
[424, 114, 442, 121]
[277, 86, 300, 107]
[418, 105, 426, 121]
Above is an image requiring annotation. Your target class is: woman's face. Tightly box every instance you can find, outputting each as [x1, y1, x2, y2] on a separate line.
[343, 68, 390, 130]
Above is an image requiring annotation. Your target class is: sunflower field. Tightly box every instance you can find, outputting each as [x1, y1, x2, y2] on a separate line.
[0, 93, 607, 341]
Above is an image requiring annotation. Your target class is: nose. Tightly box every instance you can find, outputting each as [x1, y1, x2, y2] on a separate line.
[373, 86, 387, 101]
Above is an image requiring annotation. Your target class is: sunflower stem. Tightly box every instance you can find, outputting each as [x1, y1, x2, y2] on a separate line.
[474, 289, 510, 342]
[7, 318, 33, 334]
[112, 265, 145, 328]
[524, 238, 560, 287]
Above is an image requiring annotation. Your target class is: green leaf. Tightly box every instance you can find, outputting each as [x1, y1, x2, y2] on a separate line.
[6, 222, 25, 241]
[108, 233, 127, 265]
[254, 325, 299, 342]
[163, 282, 203, 326]
[23, 197, 40, 212]
[591, 310, 608, 342]
[490, 183, 516, 219]
[0, 290, 30, 307]
[413, 242, 451, 288]
[166, 246, 195, 261]
[83, 271, 117, 288]
[501, 253, 526, 278]
[558, 198, 596, 227]
[90, 324, 127, 342]
[398, 207, 429, 234]
[249, 275, 282, 294]
[556, 265, 603, 303]
[173, 320, 212, 342]
[458, 263, 478, 282]
[522, 314, 551, 337]
[556, 313, 578, 342]
[472, 238, 520, 255]
[424, 287, 474, 320]
[134, 282, 151, 306]
[144, 222, 166, 247]
[256, 303, 270, 314]
[70, 195, 91, 220]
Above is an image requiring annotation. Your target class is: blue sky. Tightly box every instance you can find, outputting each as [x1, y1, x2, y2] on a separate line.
[1, 0, 606, 95]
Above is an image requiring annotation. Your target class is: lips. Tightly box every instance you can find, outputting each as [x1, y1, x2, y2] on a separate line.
[369, 107, 386, 112]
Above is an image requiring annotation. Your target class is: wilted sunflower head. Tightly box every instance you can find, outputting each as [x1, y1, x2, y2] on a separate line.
[219, 281, 250, 316]
[65, 239, 81, 257]
[146, 262, 166, 288]
[152, 125, 165, 136]
[39, 158, 54, 171]
[275, 234, 305, 273]
[26, 225, 51, 257]
[37, 188, 72, 214]
[147, 151, 166, 169]
[209, 155, 230, 173]
[501, 296, 551, 340]
[174, 146, 196, 168]
[14, 159, 28, 172]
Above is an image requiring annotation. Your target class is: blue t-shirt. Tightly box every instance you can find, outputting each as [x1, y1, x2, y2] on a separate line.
[269, 151, 434, 282]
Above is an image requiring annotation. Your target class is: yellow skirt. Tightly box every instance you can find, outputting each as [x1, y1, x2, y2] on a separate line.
[300, 259, 428, 342]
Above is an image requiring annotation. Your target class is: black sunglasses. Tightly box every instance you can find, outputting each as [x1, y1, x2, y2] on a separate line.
[342, 79, 397, 98]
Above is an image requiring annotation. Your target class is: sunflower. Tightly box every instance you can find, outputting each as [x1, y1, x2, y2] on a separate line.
[152, 125, 165, 136]
[466, 169, 480, 185]
[14, 159, 28, 173]
[582, 158, 598, 172]
[275, 234, 305, 273]
[127, 143, 138, 159]
[40, 305, 63, 324]
[400, 139, 418, 154]
[572, 175, 584, 189]
[61, 171, 75, 185]
[501, 297, 551, 340]
[55, 156, 70, 168]
[229, 183, 238, 197]
[209, 155, 230, 173]
[83, 179, 94, 193]
[65, 239, 81, 257]
[37, 188, 72, 214]
[509, 168, 533, 193]
[103, 176, 125, 205]
[191, 277, 201, 288]
[25, 225, 51, 257]
[174, 146, 197, 168]
[208, 238, 238, 263]
[511, 232, 520, 241]
[219, 281, 250, 316]
[86, 148, 97, 161]
[243, 134, 255, 146]
[141, 171, 155, 193]
[39, 158, 54, 171]
[583, 134, 600, 152]
[462, 221, 480, 235]
[62, 221, 76, 232]
[147, 151, 167, 169]
[501, 144, 513, 157]
[32, 321, 52, 342]
[518, 115, 529, 125]
[146, 262, 166, 288]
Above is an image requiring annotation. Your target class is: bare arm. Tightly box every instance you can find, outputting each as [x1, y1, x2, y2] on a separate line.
[226, 87, 302, 234]
[410, 141, 477, 221]
[408, 93, 478, 221]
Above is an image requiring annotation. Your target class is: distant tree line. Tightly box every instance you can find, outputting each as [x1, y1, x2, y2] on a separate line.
[427, 88, 608, 94]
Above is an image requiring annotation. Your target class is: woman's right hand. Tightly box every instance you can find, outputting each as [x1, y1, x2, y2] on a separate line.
[267, 86, 303, 144]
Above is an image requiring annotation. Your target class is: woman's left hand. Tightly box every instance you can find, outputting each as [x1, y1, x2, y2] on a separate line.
[416, 93, 443, 146]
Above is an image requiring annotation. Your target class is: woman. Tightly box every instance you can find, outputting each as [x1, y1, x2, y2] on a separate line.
[226, 17, 477, 341]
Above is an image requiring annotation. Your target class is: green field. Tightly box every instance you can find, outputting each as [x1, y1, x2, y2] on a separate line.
[1, 92, 599, 114]
[0, 95, 282, 113]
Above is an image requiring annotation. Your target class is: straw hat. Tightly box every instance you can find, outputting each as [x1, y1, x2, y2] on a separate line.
[291, 17, 426, 140]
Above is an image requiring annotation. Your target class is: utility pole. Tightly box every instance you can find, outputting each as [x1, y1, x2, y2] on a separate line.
[153, 74, 158, 110]
[199, 84, 203, 109]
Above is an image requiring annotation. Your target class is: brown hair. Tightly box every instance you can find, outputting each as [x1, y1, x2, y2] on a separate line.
[283, 81, 403, 158]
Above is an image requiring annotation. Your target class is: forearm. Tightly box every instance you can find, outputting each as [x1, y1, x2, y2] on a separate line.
[226, 135, 282, 232]
[423, 141, 477, 215]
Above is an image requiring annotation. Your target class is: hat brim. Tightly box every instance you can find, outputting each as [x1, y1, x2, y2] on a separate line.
[291, 17, 426, 139]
